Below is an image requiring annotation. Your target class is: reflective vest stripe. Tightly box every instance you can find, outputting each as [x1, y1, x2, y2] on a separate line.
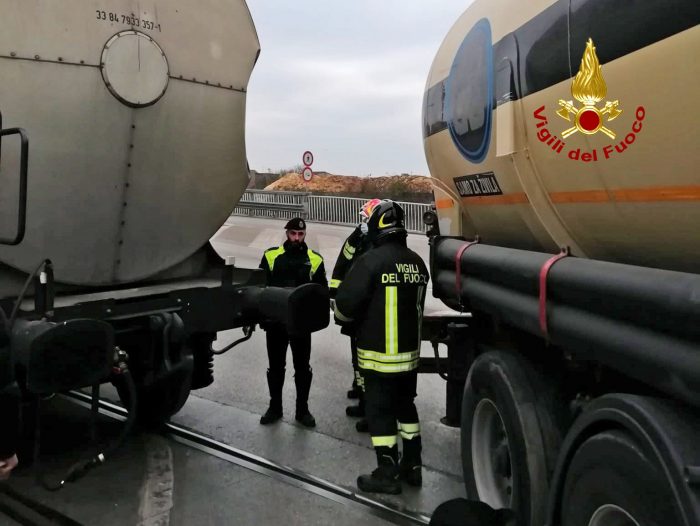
[371, 435, 397, 448]
[264, 247, 286, 271]
[342, 241, 356, 260]
[334, 304, 353, 322]
[385, 286, 398, 355]
[307, 249, 323, 279]
[357, 348, 419, 373]
[329, 278, 342, 289]
[357, 349, 419, 363]
[359, 361, 418, 373]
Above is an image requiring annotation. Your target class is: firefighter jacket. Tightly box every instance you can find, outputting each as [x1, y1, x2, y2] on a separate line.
[329, 226, 370, 298]
[259, 240, 327, 288]
[334, 237, 429, 375]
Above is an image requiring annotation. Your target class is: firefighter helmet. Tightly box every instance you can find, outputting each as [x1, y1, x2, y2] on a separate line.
[359, 198, 382, 223]
[365, 200, 406, 242]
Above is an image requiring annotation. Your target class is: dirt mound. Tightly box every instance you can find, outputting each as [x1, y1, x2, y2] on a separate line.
[265, 173, 434, 203]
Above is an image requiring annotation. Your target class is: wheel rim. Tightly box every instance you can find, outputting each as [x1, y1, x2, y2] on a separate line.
[588, 505, 641, 526]
[471, 398, 513, 509]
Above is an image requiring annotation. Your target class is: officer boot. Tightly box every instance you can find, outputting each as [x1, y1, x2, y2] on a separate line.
[357, 445, 401, 495]
[294, 368, 316, 428]
[399, 436, 423, 487]
[260, 368, 284, 425]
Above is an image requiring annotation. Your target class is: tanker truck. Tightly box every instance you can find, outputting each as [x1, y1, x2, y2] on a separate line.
[420, 1, 700, 525]
[0, 1, 328, 430]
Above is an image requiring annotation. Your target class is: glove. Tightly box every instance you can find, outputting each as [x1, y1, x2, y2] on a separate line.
[360, 223, 368, 235]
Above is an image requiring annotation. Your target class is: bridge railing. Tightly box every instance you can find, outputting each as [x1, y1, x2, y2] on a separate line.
[233, 191, 432, 233]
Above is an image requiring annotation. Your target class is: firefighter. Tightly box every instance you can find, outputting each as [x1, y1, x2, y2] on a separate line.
[335, 200, 429, 494]
[258, 217, 327, 428]
[329, 199, 381, 433]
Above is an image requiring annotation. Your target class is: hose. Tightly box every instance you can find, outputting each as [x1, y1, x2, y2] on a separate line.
[35, 359, 138, 491]
[212, 325, 255, 355]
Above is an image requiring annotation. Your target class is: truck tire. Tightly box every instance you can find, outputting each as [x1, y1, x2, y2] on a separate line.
[561, 430, 681, 526]
[461, 350, 564, 526]
[114, 346, 193, 429]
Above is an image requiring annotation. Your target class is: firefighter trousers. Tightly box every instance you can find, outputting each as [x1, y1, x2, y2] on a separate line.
[364, 371, 420, 451]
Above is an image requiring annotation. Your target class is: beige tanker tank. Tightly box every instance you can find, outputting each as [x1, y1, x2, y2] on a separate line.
[0, 0, 259, 285]
[423, 0, 700, 273]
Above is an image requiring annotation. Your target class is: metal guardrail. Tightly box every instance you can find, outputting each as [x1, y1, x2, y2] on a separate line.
[233, 191, 432, 233]
[233, 190, 309, 221]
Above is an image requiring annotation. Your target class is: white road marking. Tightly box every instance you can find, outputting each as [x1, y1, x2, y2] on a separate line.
[137, 435, 174, 526]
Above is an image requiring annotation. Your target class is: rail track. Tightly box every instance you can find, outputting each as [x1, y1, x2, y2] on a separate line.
[62, 391, 430, 526]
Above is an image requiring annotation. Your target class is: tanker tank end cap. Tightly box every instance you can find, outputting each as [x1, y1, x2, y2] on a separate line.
[101, 30, 170, 108]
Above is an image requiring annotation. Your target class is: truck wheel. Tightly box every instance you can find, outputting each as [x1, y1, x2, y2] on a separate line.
[461, 350, 564, 526]
[114, 346, 193, 429]
[561, 430, 679, 526]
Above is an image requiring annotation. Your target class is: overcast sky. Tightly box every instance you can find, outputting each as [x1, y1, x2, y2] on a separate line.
[244, 1, 470, 177]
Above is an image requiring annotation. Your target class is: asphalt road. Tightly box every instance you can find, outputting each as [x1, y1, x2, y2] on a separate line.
[181, 216, 465, 513]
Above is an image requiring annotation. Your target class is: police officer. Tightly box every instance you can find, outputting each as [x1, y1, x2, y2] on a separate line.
[259, 217, 327, 428]
[335, 200, 429, 494]
[329, 199, 381, 432]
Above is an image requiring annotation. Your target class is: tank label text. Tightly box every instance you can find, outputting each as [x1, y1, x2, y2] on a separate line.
[533, 105, 646, 163]
[453, 172, 503, 197]
[95, 10, 162, 32]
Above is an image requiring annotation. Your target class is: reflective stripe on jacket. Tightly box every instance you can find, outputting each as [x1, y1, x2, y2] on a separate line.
[259, 241, 327, 288]
[330, 226, 369, 298]
[334, 238, 428, 375]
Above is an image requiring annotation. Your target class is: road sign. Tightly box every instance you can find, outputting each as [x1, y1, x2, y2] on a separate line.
[302, 166, 314, 182]
[303, 151, 314, 166]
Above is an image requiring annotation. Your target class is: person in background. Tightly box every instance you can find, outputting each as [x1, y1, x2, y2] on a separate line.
[258, 217, 327, 428]
[329, 199, 381, 433]
[335, 200, 429, 494]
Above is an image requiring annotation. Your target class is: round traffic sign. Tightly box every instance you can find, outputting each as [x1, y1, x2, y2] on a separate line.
[303, 151, 314, 166]
[302, 166, 314, 182]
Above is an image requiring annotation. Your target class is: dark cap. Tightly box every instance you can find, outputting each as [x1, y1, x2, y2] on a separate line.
[285, 217, 306, 231]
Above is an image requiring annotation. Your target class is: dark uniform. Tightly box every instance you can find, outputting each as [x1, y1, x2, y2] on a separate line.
[335, 200, 429, 495]
[259, 217, 327, 428]
[330, 224, 371, 422]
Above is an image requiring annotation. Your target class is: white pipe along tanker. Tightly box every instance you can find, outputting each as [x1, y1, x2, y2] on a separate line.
[0, 0, 329, 466]
[420, 0, 700, 525]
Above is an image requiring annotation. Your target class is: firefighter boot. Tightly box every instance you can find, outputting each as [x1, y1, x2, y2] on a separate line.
[260, 369, 284, 425]
[346, 371, 365, 416]
[400, 436, 423, 487]
[357, 446, 401, 495]
[345, 397, 365, 417]
[294, 369, 316, 428]
[347, 368, 362, 399]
